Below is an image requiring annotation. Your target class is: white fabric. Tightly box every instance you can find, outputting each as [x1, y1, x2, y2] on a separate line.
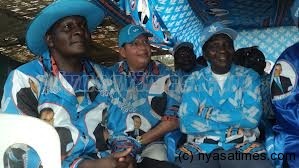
[141, 143, 167, 161]
[212, 72, 230, 90]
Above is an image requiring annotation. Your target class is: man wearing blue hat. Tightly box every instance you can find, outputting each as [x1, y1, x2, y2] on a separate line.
[176, 22, 272, 168]
[108, 24, 180, 168]
[1, 0, 135, 168]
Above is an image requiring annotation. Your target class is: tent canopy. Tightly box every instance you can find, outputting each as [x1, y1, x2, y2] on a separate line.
[97, 0, 299, 62]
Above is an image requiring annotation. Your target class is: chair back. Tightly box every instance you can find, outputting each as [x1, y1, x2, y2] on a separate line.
[0, 114, 61, 168]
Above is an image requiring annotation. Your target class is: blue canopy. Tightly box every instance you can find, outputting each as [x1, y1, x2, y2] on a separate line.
[96, 0, 299, 61]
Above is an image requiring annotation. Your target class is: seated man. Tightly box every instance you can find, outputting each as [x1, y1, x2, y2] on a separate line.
[173, 42, 205, 96]
[233, 46, 275, 125]
[173, 42, 204, 76]
[1, 0, 134, 167]
[176, 22, 272, 168]
[108, 24, 180, 168]
[270, 42, 299, 168]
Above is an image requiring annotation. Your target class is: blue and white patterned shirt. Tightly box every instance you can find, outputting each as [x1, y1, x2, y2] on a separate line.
[178, 64, 264, 154]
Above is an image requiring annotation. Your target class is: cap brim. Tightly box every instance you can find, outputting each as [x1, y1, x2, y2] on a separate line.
[173, 42, 194, 53]
[216, 28, 238, 40]
[26, 0, 105, 56]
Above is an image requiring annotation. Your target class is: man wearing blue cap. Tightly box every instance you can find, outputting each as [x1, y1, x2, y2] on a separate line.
[173, 42, 203, 75]
[172, 42, 205, 101]
[176, 22, 272, 168]
[108, 24, 180, 168]
[1, 0, 134, 167]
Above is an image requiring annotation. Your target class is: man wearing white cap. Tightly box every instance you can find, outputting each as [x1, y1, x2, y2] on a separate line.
[176, 22, 272, 168]
[1, 0, 134, 167]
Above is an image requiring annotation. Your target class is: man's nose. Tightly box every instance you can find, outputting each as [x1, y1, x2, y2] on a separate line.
[73, 25, 84, 36]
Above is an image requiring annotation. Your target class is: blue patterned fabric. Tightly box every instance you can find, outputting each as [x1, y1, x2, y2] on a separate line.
[270, 42, 299, 168]
[234, 26, 299, 62]
[107, 60, 180, 159]
[1, 55, 118, 168]
[188, 0, 296, 29]
[177, 65, 265, 154]
[100, 0, 298, 61]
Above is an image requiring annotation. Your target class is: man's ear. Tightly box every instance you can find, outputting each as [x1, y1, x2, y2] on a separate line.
[119, 47, 127, 59]
[45, 34, 54, 48]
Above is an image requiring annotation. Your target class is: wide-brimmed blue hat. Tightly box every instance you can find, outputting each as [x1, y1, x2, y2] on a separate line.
[118, 24, 153, 47]
[26, 0, 105, 56]
[200, 22, 238, 46]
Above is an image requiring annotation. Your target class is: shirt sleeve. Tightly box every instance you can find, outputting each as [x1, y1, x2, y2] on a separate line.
[164, 73, 181, 117]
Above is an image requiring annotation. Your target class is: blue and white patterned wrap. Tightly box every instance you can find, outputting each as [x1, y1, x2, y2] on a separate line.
[107, 60, 180, 159]
[178, 64, 265, 154]
[1, 54, 119, 168]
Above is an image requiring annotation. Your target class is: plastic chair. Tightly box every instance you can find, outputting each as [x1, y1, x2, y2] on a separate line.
[0, 113, 61, 168]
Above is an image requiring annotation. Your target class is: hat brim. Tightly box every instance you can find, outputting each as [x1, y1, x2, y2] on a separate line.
[26, 0, 105, 56]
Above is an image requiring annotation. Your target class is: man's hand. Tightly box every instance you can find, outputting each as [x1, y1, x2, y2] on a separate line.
[78, 148, 136, 168]
[112, 148, 136, 168]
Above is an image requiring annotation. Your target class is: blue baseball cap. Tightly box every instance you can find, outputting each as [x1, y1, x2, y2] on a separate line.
[172, 42, 194, 54]
[118, 24, 153, 47]
[200, 22, 238, 46]
[26, 0, 105, 56]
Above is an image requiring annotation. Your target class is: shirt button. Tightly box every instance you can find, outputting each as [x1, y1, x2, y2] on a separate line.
[218, 142, 222, 147]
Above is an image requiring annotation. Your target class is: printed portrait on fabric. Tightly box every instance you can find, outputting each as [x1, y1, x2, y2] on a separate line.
[125, 113, 151, 139]
[137, 0, 150, 25]
[271, 60, 296, 100]
[10, 71, 40, 117]
[148, 75, 171, 118]
[38, 103, 78, 156]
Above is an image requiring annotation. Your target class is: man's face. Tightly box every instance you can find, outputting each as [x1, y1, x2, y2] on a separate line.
[203, 34, 234, 74]
[46, 16, 91, 58]
[174, 46, 196, 72]
[274, 65, 282, 77]
[133, 117, 142, 129]
[40, 110, 54, 125]
[120, 35, 151, 71]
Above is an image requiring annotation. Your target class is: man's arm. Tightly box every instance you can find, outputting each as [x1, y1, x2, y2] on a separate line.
[138, 73, 181, 145]
[137, 116, 179, 145]
[211, 71, 262, 128]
